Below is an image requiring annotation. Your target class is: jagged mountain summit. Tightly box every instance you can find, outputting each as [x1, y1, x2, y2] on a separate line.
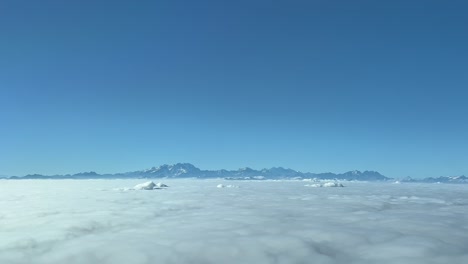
[6, 163, 390, 181]
[139, 163, 201, 177]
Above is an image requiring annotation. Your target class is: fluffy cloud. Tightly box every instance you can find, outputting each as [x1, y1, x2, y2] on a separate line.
[0, 179, 467, 264]
[133, 181, 169, 190]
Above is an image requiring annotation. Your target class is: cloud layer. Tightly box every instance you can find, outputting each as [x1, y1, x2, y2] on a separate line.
[1, 180, 468, 264]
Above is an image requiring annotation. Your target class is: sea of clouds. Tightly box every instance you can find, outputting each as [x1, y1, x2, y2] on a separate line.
[1, 179, 467, 264]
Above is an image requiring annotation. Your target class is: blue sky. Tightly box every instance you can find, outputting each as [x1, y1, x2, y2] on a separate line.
[1, 0, 467, 178]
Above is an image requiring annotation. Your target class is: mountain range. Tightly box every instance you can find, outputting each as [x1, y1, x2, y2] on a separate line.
[4, 163, 466, 183]
[400, 175, 468, 184]
[7, 163, 388, 181]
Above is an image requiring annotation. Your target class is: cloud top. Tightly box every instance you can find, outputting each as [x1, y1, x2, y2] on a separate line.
[0, 179, 467, 264]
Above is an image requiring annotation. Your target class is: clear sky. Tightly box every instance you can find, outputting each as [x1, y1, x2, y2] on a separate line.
[1, 0, 467, 178]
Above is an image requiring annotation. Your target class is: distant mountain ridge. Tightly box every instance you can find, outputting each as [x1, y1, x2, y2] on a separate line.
[4, 163, 466, 183]
[6, 163, 389, 181]
[401, 175, 468, 184]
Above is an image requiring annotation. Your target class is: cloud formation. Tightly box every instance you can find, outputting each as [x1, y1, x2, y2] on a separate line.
[0, 179, 467, 264]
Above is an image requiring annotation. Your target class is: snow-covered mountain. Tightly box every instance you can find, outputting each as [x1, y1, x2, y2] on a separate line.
[138, 163, 201, 177]
[7, 163, 390, 181]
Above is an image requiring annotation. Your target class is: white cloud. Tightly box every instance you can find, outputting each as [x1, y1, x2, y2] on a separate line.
[216, 184, 239, 188]
[305, 181, 345, 187]
[1, 180, 468, 264]
[133, 181, 168, 190]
